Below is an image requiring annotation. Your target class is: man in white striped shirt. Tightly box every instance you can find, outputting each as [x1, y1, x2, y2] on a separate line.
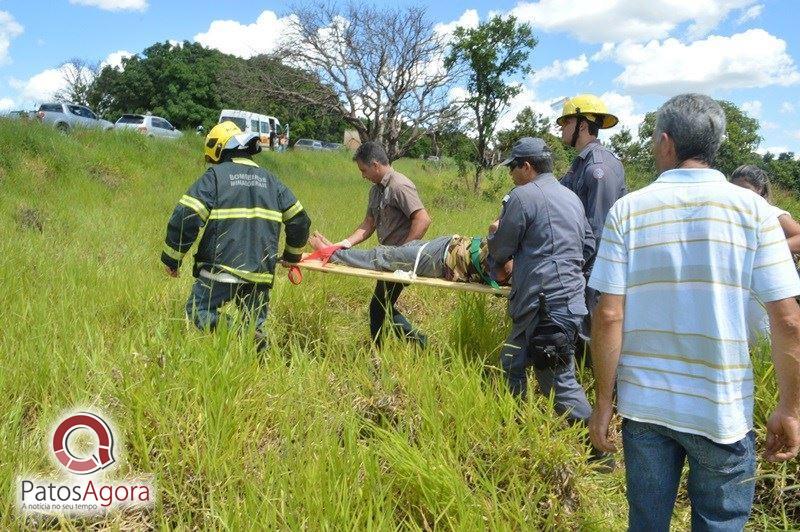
[587, 93, 800, 531]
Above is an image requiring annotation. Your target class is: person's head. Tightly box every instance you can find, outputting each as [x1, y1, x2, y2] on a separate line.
[652, 93, 726, 173]
[500, 137, 553, 186]
[557, 94, 619, 149]
[731, 164, 771, 200]
[204, 121, 261, 164]
[353, 141, 391, 183]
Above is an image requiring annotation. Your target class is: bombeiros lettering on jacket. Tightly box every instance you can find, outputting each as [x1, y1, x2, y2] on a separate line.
[229, 173, 268, 189]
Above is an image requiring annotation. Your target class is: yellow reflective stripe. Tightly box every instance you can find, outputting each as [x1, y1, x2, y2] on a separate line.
[208, 207, 282, 222]
[231, 157, 259, 167]
[162, 243, 185, 261]
[216, 265, 274, 283]
[179, 195, 209, 221]
[282, 201, 304, 221]
[284, 244, 305, 255]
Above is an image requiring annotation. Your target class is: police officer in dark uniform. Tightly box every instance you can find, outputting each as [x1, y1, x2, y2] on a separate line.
[557, 94, 626, 345]
[161, 121, 310, 349]
[489, 137, 595, 424]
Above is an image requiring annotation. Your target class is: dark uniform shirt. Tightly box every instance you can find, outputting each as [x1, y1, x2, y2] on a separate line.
[560, 139, 625, 243]
[488, 173, 595, 339]
[366, 169, 425, 245]
[161, 157, 310, 285]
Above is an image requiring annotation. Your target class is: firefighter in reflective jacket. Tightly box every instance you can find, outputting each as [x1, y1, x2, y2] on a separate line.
[161, 121, 310, 347]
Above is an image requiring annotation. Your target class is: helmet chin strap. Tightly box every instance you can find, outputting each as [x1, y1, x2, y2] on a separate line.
[570, 116, 583, 148]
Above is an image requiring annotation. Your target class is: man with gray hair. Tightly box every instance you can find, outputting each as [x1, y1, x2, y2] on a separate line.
[588, 93, 800, 530]
[330, 141, 431, 347]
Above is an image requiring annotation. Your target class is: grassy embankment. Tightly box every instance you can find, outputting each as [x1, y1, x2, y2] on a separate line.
[0, 121, 797, 529]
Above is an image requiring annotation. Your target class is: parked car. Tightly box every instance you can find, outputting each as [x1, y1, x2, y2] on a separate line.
[115, 114, 183, 139]
[322, 141, 345, 150]
[293, 138, 325, 150]
[36, 102, 113, 132]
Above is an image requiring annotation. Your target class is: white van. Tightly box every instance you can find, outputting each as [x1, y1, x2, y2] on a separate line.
[218, 109, 284, 148]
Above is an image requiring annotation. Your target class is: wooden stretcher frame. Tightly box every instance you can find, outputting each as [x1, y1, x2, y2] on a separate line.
[289, 260, 510, 297]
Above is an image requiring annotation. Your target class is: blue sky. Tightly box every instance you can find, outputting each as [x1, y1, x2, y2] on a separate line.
[1, 0, 799, 154]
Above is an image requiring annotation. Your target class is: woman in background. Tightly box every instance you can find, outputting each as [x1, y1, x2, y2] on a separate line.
[731, 165, 800, 344]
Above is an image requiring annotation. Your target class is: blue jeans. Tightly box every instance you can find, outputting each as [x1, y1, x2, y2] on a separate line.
[622, 419, 755, 532]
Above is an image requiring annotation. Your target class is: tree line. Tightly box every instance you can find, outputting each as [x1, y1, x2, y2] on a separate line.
[54, 2, 799, 195]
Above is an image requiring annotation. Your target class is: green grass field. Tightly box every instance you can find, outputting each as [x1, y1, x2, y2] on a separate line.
[0, 121, 797, 530]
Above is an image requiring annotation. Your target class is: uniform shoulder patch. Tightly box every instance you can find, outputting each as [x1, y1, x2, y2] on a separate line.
[592, 166, 605, 180]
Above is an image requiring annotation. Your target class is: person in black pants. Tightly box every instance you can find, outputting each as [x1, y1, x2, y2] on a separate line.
[330, 141, 431, 347]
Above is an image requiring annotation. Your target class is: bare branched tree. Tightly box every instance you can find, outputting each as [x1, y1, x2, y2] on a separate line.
[255, 2, 461, 160]
[55, 58, 100, 106]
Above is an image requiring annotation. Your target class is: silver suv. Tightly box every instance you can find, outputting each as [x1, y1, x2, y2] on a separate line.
[36, 102, 113, 132]
[115, 114, 183, 139]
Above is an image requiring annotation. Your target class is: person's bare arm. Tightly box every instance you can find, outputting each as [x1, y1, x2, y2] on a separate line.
[589, 293, 625, 453]
[778, 214, 800, 254]
[764, 297, 800, 462]
[403, 208, 431, 243]
[342, 215, 376, 247]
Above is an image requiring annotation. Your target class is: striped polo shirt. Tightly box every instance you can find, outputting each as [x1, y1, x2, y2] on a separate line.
[589, 168, 800, 443]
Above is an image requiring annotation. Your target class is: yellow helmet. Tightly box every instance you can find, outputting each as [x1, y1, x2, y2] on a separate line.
[556, 94, 619, 129]
[204, 121, 261, 163]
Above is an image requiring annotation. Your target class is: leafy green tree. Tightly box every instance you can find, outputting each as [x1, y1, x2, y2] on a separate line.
[445, 15, 536, 191]
[715, 100, 761, 176]
[87, 41, 231, 128]
[495, 106, 573, 176]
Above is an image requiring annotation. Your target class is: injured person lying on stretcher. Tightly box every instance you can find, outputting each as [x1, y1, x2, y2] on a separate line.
[305, 231, 513, 286]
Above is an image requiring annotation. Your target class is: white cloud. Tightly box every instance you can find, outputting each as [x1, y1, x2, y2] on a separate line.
[736, 3, 763, 24]
[531, 54, 588, 84]
[613, 29, 800, 94]
[741, 100, 762, 118]
[509, 0, 756, 43]
[599, 91, 644, 136]
[591, 43, 615, 61]
[781, 102, 795, 113]
[193, 11, 295, 59]
[756, 145, 791, 156]
[0, 11, 23, 65]
[434, 9, 479, 39]
[69, 0, 147, 11]
[761, 121, 778, 130]
[0, 97, 14, 111]
[100, 50, 133, 71]
[10, 68, 66, 103]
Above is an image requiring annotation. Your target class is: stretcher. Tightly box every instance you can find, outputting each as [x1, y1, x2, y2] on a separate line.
[284, 259, 510, 297]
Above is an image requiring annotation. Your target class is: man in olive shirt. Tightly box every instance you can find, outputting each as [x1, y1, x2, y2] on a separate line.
[333, 141, 431, 347]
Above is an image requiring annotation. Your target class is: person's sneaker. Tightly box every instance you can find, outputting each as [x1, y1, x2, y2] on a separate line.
[588, 447, 616, 473]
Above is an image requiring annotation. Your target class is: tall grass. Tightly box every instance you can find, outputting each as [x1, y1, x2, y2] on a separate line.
[0, 120, 795, 529]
